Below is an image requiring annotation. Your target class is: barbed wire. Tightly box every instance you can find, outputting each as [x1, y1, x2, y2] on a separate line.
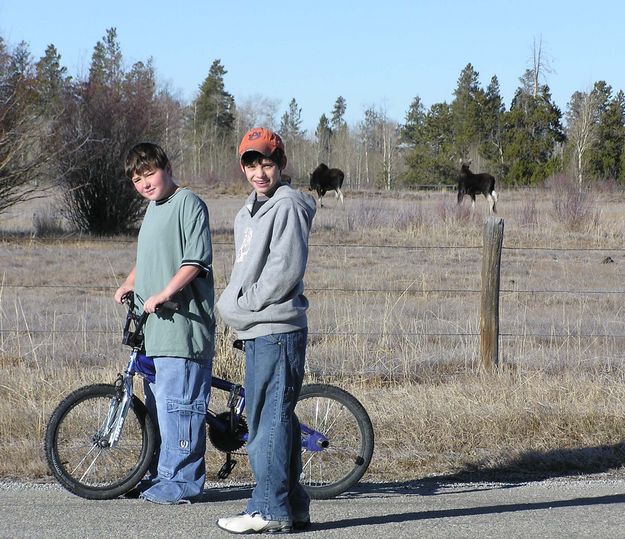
[1, 328, 624, 339]
[1, 283, 624, 296]
[3, 234, 625, 253]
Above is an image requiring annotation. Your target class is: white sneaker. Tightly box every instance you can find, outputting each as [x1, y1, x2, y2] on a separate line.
[216, 512, 292, 534]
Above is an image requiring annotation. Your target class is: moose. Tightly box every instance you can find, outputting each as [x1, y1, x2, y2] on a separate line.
[457, 160, 498, 214]
[309, 163, 344, 207]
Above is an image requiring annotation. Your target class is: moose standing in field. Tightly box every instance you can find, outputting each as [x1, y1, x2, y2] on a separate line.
[309, 163, 345, 207]
[457, 159, 498, 214]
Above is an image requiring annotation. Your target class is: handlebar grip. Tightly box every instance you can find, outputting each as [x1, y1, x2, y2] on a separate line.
[158, 301, 181, 312]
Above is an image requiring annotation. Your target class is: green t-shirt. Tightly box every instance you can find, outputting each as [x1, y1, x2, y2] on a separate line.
[134, 188, 215, 359]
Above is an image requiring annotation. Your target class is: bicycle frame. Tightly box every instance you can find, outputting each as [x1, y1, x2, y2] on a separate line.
[114, 294, 330, 469]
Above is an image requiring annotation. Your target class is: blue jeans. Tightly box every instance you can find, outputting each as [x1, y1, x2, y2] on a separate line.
[244, 328, 310, 521]
[142, 356, 211, 504]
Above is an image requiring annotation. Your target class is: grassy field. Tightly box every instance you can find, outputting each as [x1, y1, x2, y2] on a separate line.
[2, 181, 625, 483]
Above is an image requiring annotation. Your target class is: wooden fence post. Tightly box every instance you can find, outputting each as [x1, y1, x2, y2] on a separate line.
[480, 217, 504, 371]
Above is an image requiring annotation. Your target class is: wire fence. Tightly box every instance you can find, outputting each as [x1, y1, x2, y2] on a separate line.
[1, 241, 624, 341]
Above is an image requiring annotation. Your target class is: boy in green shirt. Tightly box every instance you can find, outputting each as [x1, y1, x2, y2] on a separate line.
[114, 142, 214, 504]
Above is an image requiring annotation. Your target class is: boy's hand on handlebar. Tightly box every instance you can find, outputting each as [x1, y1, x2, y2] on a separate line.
[114, 284, 134, 305]
[143, 292, 171, 314]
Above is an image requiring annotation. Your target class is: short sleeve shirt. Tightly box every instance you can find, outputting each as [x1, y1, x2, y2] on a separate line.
[134, 188, 215, 359]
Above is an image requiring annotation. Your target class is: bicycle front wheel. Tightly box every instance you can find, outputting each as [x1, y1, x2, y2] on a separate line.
[296, 384, 374, 499]
[44, 383, 156, 500]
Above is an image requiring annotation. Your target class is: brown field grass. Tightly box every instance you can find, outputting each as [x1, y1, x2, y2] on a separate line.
[3, 182, 625, 484]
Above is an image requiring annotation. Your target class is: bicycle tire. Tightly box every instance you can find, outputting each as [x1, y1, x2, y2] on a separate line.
[44, 383, 156, 500]
[296, 383, 374, 499]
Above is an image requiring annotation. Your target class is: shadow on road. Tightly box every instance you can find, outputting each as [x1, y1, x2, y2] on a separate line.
[324, 441, 625, 500]
[449, 441, 625, 484]
[308, 492, 625, 532]
[195, 485, 252, 503]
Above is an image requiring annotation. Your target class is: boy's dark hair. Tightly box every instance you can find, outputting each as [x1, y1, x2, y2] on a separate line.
[240, 148, 287, 170]
[125, 142, 170, 179]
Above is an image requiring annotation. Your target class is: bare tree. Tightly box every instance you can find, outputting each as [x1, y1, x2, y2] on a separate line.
[529, 35, 554, 98]
[566, 89, 602, 186]
[0, 38, 76, 214]
[0, 99, 58, 212]
[379, 107, 399, 190]
[236, 94, 279, 133]
[58, 29, 175, 234]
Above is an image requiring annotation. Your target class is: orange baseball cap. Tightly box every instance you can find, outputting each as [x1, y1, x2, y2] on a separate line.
[239, 127, 285, 158]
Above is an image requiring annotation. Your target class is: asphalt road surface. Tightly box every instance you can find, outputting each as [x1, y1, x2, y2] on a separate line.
[4, 476, 625, 538]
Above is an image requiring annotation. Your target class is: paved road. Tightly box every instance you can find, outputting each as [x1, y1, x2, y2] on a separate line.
[3, 476, 625, 538]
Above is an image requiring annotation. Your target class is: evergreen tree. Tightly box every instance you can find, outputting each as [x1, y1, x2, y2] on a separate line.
[35, 44, 71, 110]
[88, 28, 122, 87]
[8, 41, 33, 81]
[6, 41, 38, 112]
[331, 96, 347, 130]
[402, 100, 456, 186]
[280, 98, 304, 138]
[479, 76, 506, 170]
[400, 95, 425, 145]
[502, 71, 565, 185]
[315, 113, 331, 163]
[451, 63, 484, 158]
[588, 84, 625, 181]
[194, 59, 235, 140]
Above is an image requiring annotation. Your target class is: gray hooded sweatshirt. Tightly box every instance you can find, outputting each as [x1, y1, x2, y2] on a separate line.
[216, 183, 317, 339]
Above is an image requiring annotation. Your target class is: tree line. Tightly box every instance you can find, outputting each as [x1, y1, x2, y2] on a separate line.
[2, 29, 624, 234]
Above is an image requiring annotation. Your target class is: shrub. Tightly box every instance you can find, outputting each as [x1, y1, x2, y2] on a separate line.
[548, 174, 600, 231]
[32, 208, 64, 237]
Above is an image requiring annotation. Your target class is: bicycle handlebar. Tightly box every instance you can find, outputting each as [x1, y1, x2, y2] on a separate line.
[157, 301, 181, 312]
[121, 293, 181, 348]
[121, 292, 180, 313]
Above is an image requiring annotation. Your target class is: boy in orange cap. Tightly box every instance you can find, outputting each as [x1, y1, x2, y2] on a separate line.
[216, 128, 316, 533]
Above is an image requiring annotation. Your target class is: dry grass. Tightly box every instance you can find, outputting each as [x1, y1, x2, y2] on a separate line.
[3, 183, 625, 483]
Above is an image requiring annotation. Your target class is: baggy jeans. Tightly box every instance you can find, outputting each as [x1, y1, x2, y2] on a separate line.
[142, 356, 211, 504]
[244, 328, 310, 521]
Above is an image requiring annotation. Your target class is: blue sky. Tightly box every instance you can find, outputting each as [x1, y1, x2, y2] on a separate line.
[1, 0, 623, 131]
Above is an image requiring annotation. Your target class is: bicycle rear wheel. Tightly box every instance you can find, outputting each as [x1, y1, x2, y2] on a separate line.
[296, 384, 374, 499]
[44, 383, 156, 500]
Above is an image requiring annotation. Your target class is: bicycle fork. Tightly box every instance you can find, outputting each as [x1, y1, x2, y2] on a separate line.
[99, 354, 137, 448]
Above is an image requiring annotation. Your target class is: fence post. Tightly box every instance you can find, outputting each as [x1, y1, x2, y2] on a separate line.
[480, 216, 504, 371]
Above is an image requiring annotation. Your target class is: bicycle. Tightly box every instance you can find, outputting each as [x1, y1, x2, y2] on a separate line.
[44, 293, 374, 501]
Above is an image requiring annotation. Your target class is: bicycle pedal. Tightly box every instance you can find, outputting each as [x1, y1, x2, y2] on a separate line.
[217, 459, 237, 479]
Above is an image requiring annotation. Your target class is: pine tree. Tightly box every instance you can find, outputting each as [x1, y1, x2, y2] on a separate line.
[331, 96, 347, 130]
[588, 84, 625, 181]
[35, 44, 70, 111]
[402, 100, 456, 186]
[315, 113, 331, 163]
[451, 63, 484, 159]
[280, 98, 304, 138]
[88, 28, 122, 87]
[194, 59, 235, 140]
[400, 95, 425, 145]
[479, 76, 506, 169]
[503, 72, 565, 185]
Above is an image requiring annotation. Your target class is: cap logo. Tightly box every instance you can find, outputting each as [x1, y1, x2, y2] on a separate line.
[248, 131, 262, 141]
